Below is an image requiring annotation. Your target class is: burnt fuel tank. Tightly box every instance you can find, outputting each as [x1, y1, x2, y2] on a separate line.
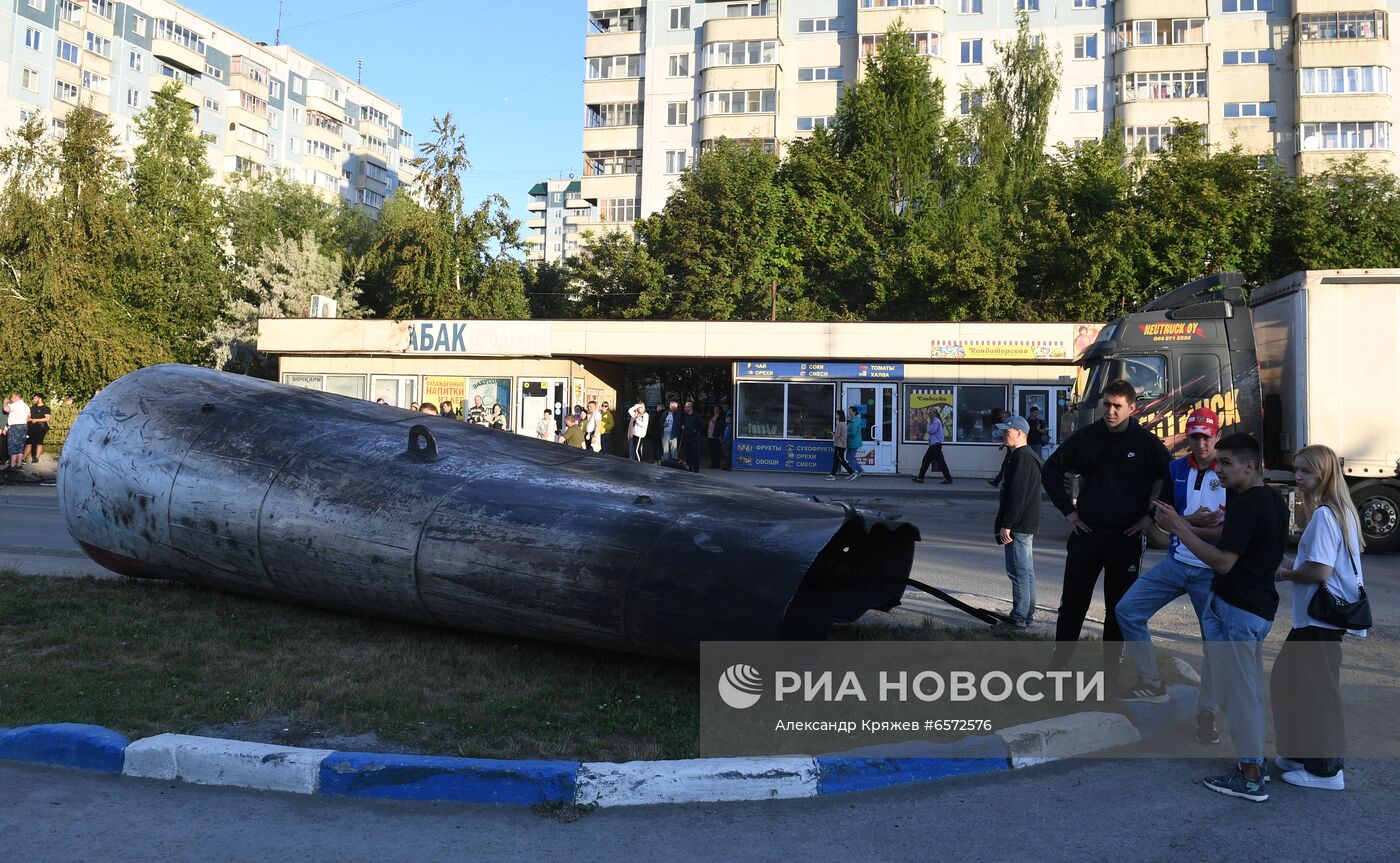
[58, 365, 918, 659]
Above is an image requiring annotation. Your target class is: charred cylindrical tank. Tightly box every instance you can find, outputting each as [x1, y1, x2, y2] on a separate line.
[58, 365, 918, 658]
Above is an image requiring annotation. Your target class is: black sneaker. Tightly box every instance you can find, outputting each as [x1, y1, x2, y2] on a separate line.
[1204, 770, 1269, 802]
[1113, 678, 1169, 704]
[1196, 711, 1220, 744]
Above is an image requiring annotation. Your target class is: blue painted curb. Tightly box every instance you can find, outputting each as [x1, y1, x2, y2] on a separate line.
[816, 735, 1011, 795]
[0, 723, 129, 774]
[318, 751, 580, 805]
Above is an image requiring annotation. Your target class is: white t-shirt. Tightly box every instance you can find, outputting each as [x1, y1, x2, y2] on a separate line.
[5, 398, 29, 426]
[1291, 505, 1368, 636]
[1171, 464, 1227, 568]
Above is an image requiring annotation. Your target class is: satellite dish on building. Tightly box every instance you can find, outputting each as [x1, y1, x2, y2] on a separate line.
[309, 295, 338, 318]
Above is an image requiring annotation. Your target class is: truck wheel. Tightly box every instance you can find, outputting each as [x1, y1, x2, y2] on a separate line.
[1352, 484, 1400, 554]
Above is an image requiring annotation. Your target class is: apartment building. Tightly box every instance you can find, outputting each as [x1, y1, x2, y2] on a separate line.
[2, 0, 417, 211]
[579, 0, 1400, 231]
[525, 177, 597, 263]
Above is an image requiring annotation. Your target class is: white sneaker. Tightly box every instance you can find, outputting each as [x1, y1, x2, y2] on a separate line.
[1274, 756, 1304, 773]
[824, 475, 836, 481]
[848, 472, 860, 481]
[1282, 769, 1344, 791]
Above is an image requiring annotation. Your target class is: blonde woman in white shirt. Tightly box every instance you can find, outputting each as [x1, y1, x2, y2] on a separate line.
[1272, 444, 1367, 791]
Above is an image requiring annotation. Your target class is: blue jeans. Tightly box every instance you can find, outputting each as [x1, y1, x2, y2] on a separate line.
[1004, 532, 1036, 626]
[1116, 554, 1217, 712]
[1201, 593, 1273, 765]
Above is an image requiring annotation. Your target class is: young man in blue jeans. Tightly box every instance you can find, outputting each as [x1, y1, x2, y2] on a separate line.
[1115, 408, 1224, 745]
[991, 416, 1041, 628]
[1155, 433, 1287, 802]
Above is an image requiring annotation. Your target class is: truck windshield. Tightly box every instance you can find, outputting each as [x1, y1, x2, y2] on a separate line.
[1075, 355, 1166, 406]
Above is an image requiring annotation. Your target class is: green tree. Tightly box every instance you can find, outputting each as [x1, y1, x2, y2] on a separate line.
[632, 139, 788, 320]
[127, 82, 228, 364]
[206, 231, 361, 377]
[1265, 156, 1400, 276]
[522, 259, 578, 319]
[568, 230, 663, 318]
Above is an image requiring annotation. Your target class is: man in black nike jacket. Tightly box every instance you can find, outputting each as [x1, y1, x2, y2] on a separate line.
[1041, 378, 1171, 679]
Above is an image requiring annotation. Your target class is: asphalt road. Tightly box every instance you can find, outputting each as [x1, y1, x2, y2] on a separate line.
[3, 482, 1398, 860]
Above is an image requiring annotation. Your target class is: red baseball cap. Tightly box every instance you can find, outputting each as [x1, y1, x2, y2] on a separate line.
[1185, 407, 1219, 438]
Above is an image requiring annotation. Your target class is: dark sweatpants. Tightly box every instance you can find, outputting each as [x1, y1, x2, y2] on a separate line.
[1052, 531, 1143, 677]
[916, 444, 952, 481]
[1271, 626, 1346, 777]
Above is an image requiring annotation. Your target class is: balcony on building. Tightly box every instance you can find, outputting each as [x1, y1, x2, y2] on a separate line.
[528, 184, 549, 212]
[1293, 9, 1389, 66]
[856, 0, 946, 37]
[703, 2, 779, 44]
[305, 80, 344, 123]
[564, 181, 590, 210]
[1112, 17, 1208, 76]
[152, 18, 207, 75]
[700, 38, 781, 93]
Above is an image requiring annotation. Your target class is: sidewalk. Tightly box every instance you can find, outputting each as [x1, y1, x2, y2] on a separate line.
[685, 464, 1002, 498]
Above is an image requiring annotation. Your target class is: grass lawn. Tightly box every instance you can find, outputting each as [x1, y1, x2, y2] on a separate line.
[1, 572, 1187, 761]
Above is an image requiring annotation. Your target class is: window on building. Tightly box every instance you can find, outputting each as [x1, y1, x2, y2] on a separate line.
[960, 0, 983, 13]
[24, 28, 41, 52]
[668, 53, 690, 77]
[665, 149, 689, 173]
[960, 39, 982, 64]
[1300, 66, 1390, 95]
[1224, 102, 1277, 119]
[155, 19, 207, 55]
[1222, 0, 1271, 11]
[1113, 18, 1207, 50]
[1017, 0, 1039, 10]
[600, 198, 639, 223]
[585, 102, 644, 128]
[589, 7, 645, 34]
[57, 39, 80, 65]
[85, 32, 113, 59]
[1125, 125, 1177, 153]
[1116, 71, 1208, 102]
[735, 382, 834, 440]
[666, 101, 689, 125]
[699, 89, 777, 116]
[1073, 34, 1097, 60]
[270, 80, 284, 101]
[81, 69, 108, 94]
[27, 0, 46, 12]
[946, 386, 1009, 444]
[126, 88, 142, 109]
[204, 96, 221, 112]
[1222, 49, 1274, 65]
[725, 1, 771, 17]
[291, 77, 303, 96]
[669, 6, 690, 29]
[356, 188, 385, 208]
[240, 91, 269, 116]
[704, 40, 779, 67]
[1073, 0, 1097, 7]
[860, 32, 941, 58]
[58, 1, 81, 23]
[585, 149, 643, 175]
[798, 17, 843, 33]
[364, 162, 390, 184]
[1299, 121, 1390, 152]
[21, 68, 40, 93]
[361, 105, 390, 127]
[1298, 12, 1386, 41]
[130, 12, 147, 36]
[797, 66, 843, 82]
[89, 0, 114, 20]
[129, 50, 144, 72]
[959, 90, 984, 115]
[796, 116, 835, 132]
[55, 80, 80, 105]
[1073, 85, 1099, 112]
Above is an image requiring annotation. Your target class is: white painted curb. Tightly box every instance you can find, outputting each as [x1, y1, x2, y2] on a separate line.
[996, 712, 1143, 770]
[574, 756, 820, 807]
[122, 734, 333, 794]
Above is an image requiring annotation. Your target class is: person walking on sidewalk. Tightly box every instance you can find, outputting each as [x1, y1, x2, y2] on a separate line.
[828, 411, 854, 480]
[992, 416, 1042, 629]
[1041, 379, 1171, 680]
[1115, 408, 1226, 746]
[912, 408, 953, 484]
[1154, 433, 1287, 802]
[844, 406, 865, 481]
[627, 403, 649, 461]
[1271, 444, 1368, 793]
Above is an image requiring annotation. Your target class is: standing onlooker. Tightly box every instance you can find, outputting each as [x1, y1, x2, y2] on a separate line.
[707, 406, 725, 469]
[646, 402, 665, 462]
[912, 407, 953, 485]
[828, 411, 852, 481]
[681, 400, 704, 473]
[488, 403, 507, 430]
[1271, 444, 1368, 792]
[559, 414, 586, 449]
[844, 406, 865, 481]
[660, 400, 680, 461]
[628, 403, 649, 461]
[418, 402, 439, 415]
[1115, 408, 1225, 744]
[599, 401, 615, 455]
[1027, 406, 1049, 459]
[584, 401, 603, 452]
[1154, 433, 1287, 802]
[440, 399, 458, 420]
[992, 416, 1042, 629]
[25, 394, 50, 465]
[720, 412, 733, 470]
[5, 392, 30, 470]
[466, 396, 488, 425]
[1041, 379, 1171, 680]
[535, 409, 555, 440]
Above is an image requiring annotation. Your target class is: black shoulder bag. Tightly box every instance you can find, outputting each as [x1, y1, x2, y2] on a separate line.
[1306, 509, 1373, 630]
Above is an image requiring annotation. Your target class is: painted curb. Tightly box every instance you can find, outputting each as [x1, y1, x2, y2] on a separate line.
[123, 734, 332, 794]
[574, 757, 820, 807]
[0, 688, 1197, 806]
[319, 751, 579, 805]
[0, 723, 128, 774]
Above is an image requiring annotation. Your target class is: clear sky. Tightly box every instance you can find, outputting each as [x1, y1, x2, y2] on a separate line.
[210, 0, 584, 228]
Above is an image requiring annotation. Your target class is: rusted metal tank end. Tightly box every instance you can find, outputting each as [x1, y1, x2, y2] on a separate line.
[782, 508, 920, 639]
